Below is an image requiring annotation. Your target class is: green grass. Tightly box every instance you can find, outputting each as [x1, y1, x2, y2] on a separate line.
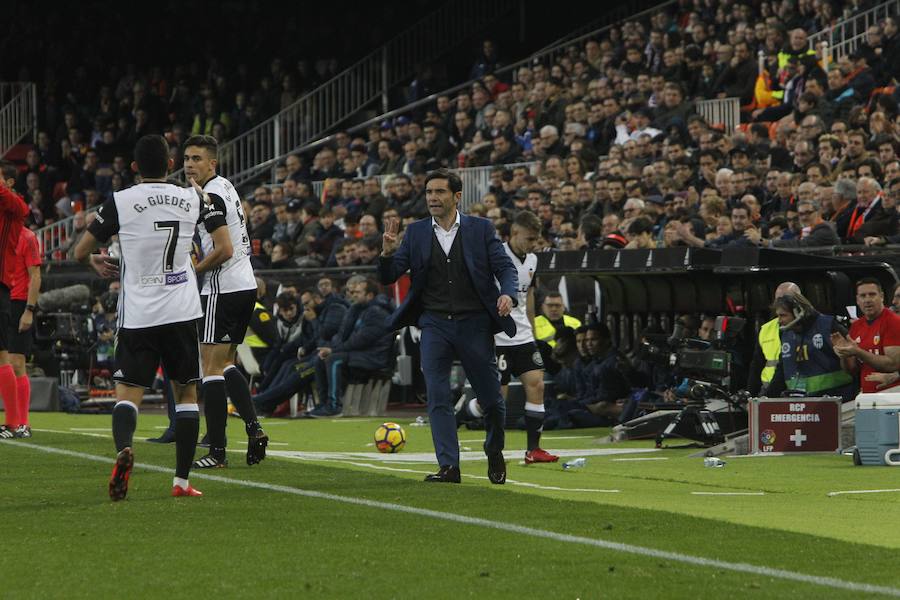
[3, 413, 900, 598]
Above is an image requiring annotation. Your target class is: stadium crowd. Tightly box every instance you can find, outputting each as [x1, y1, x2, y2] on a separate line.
[17, 0, 900, 420]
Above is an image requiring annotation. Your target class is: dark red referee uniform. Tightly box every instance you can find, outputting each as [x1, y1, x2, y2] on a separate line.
[0, 185, 29, 351]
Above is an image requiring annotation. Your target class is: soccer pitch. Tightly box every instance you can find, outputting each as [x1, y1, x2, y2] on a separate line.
[3, 414, 900, 598]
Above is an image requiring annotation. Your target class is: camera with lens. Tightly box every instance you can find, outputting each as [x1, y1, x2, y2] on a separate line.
[638, 316, 746, 395]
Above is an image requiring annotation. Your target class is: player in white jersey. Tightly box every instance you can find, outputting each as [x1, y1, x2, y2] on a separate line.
[181, 135, 267, 469]
[458, 211, 559, 464]
[75, 135, 208, 499]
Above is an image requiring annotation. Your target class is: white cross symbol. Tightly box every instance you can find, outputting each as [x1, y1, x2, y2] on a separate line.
[790, 429, 807, 447]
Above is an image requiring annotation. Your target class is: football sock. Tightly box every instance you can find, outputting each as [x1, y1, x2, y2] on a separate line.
[173, 477, 190, 490]
[175, 403, 200, 480]
[524, 402, 546, 452]
[112, 401, 138, 452]
[0, 364, 18, 426]
[223, 365, 259, 429]
[202, 376, 228, 449]
[16, 375, 30, 426]
[467, 398, 484, 418]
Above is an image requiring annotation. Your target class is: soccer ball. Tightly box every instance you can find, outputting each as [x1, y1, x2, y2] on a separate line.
[374, 422, 406, 453]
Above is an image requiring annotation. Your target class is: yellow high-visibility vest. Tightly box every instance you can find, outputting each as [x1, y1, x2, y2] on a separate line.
[244, 302, 271, 348]
[534, 314, 582, 348]
[759, 318, 781, 384]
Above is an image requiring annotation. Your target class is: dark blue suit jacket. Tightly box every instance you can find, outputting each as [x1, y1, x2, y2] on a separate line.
[377, 214, 518, 336]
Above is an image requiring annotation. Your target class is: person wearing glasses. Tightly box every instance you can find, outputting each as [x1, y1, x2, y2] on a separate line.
[746, 198, 839, 248]
[863, 177, 900, 246]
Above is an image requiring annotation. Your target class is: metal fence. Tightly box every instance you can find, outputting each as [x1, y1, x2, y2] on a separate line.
[0, 82, 37, 157]
[808, 0, 900, 61]
[695, 98, 742, 133]
[170, 0, 514, 188]
[310, 162, 540, 211]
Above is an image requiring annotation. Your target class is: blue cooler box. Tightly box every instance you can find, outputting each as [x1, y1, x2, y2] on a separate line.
[855, 393, 900, 466]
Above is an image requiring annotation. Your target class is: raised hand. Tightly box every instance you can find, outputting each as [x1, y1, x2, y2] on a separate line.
[831, 332, 857, 358]
[382, 217, 400, 256]
[189, 177, 211, 205]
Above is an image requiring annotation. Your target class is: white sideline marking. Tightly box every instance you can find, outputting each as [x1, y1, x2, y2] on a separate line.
[611, 457, 670, 462]
[691, 492, 765, 496]
[310, 458, 620, 493]
[266, 447, 659, 464]
[457, 435, 596, 443]
[5, 442, 900, 598]
[235, 441, 290, 446]
[827, 488, 900, 497]
[70, 428, 110, 432]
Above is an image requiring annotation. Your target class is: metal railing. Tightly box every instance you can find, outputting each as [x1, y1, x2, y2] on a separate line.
[809, 0, 900, 61]
[309, 161, 539, 211]
[0, 82, 37, 157]
[170, 0, 515, 188]
[696, 98, 742, 133]
[37, 206, 100, 260]
[239, 1, 692, 189]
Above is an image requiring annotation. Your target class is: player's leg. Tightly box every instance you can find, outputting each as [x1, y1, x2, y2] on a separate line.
[108, 327, 160, 500]
[196, 342, 230, 468]
[162, 321, 203, 496]
[9, 352, 29, 437]
[0, 286, 17, 437]
[109, 382, 144, 501]
[520, 368, 558, 463]
[9, 299, 34, 437]
[171, 382, 202, 497]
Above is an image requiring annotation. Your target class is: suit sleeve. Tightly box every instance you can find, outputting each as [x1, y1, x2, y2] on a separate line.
[377, 226, 412, 284]
[484, 221, 518, 304]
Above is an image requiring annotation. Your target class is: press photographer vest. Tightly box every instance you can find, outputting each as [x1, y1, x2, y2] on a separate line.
[780, 314, 853, 395]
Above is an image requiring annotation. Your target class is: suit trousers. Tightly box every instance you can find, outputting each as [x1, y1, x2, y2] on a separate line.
[419, 311, 505, 468]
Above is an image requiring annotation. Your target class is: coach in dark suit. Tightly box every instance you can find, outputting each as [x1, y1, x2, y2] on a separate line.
[378, 169, 518, 484]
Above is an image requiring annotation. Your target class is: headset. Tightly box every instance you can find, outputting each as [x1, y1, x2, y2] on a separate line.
[776, 294, 807, 331]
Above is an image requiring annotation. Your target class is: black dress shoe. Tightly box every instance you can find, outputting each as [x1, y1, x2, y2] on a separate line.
[487, 452, 506, 484]
[424, 465, 461, 483]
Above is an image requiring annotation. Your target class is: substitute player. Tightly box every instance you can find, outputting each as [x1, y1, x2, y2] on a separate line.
[0, 164, 29, 439]
[6, 224, 41, 437]
[75, 134, 208, 499]
[458, 211, 559, 464]
[182, 135, 267, 469]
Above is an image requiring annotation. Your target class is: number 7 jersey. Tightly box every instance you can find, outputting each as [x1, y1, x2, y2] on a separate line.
[88, 182, 208, 329]
[197, 175, 256, 295]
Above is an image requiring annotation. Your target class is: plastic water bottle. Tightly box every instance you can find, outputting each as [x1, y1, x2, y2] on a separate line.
[562, 458, 587, 470]
[704, 457, 726, 468]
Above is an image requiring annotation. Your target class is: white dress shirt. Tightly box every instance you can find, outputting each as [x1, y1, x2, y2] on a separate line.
[432, 210, 461, 255]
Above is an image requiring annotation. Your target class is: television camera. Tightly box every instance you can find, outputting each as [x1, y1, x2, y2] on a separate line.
[638, 316, 749, 447]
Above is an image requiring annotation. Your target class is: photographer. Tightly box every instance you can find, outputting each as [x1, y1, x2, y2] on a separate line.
[766, 293, 857, 403]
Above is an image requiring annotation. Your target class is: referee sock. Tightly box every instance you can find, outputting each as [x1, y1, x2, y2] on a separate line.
[223, 365, 259, 431]
[0, 364, 18, 427]
[16, 375, 30, 426]
[112, 401, 138, 452]
[524, 402, 546, 452]
[202, 376, 228, 449]
[174, 403, 200, 480]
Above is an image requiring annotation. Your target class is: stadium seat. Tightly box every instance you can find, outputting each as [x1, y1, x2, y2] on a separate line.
[235, 344, 261, 390]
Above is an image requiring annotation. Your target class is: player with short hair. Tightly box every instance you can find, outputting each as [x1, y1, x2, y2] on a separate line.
[457, 211, 559, 464]
[5, 224, 42, 437]
[75, 134, 208, 499]
[182, 135, 267, 469]
[0, 164, 29, 439]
